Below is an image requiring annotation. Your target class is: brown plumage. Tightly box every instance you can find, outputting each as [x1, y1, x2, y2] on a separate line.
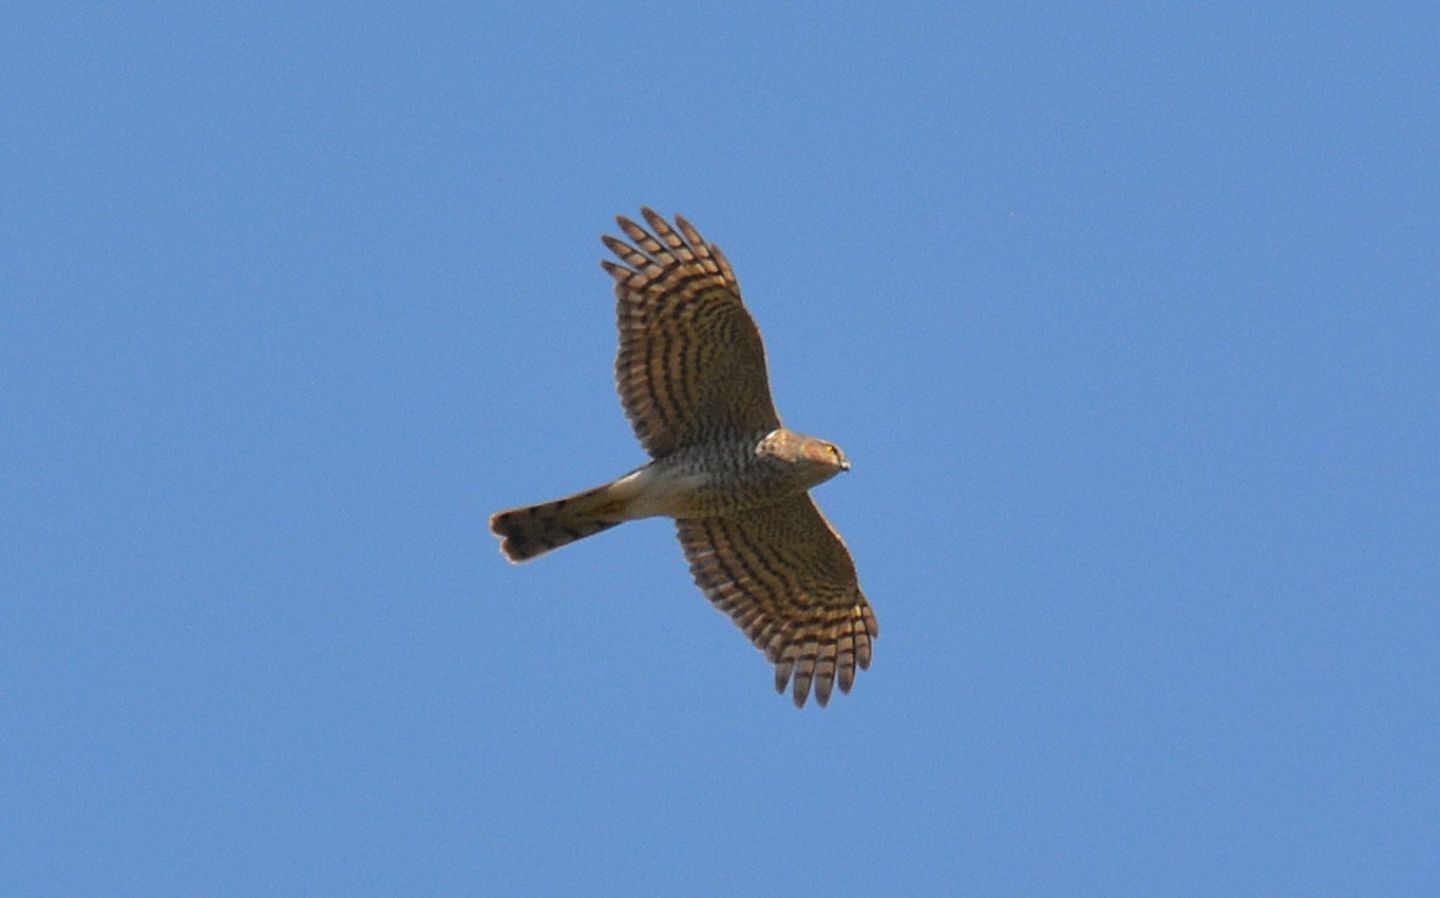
[490, 482, 626, 562]
[491, 208, 877, 707]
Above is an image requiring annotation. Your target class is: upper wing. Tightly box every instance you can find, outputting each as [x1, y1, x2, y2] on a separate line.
[602, 208, 781, 459]
[675, 495, 879, 708]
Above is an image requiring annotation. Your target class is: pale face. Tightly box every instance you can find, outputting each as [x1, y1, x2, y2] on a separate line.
[756, 428, 850, 489]
[799, 437, 850, 471]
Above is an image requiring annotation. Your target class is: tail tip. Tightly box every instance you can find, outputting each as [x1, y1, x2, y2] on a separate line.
[490, 510, 538, 563]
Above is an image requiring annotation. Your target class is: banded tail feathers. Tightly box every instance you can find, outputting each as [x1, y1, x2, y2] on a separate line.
[490, 482, 633, 562]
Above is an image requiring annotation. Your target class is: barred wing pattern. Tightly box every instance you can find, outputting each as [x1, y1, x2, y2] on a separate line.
[676, 495, 879, 707]
[601, 208, 781, 459]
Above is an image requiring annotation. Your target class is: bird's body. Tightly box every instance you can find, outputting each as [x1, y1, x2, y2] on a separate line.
[495, 428, 847, 558]
[491, 209, 877, 707]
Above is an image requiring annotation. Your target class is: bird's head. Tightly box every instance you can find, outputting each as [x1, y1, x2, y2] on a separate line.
[756, 428, 850, 487]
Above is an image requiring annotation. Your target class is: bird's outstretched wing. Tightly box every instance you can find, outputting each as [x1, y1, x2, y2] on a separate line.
[602, 208, 781, 459]
[675, 495, 879, 707]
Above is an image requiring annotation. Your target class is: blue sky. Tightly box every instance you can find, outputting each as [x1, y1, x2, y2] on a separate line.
[5, 3, 1438, 895]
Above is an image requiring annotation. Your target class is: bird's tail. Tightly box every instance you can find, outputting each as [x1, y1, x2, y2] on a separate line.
[490, 477, 637, 563]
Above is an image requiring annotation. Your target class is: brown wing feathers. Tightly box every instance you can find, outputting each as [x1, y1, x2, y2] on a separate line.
[601, 209, 780, 458]
[676, 497, 879, 708]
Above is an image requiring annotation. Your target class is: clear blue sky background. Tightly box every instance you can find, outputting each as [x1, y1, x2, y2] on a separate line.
[5, 4, 1438, 895]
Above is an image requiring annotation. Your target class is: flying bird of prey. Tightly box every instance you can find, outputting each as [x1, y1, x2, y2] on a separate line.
[491, 209, 877, 707]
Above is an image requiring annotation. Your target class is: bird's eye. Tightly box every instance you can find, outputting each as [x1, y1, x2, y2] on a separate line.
[827, 444, 840, 458]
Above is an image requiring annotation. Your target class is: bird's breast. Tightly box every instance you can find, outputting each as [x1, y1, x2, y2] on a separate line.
[627, 440, 811, 519]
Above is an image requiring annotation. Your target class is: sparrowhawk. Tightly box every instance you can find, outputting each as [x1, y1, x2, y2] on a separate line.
[491, 209, 877, 708]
